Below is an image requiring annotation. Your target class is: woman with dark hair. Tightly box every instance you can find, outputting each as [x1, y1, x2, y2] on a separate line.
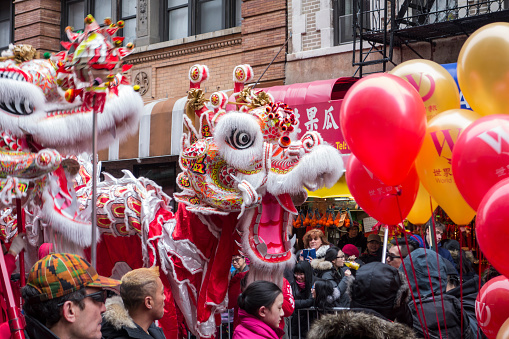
[313, 247, 352, 307]
[313, 279, 340, 310]
[443, 239, 476, 282]
[234, 281, 284, 339]
[290, 261, 315, 339]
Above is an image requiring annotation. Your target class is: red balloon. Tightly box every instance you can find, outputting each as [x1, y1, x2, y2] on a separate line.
[453, 114, 509, 211]
[477, 177, 509, 278]
[476, 275, 509, 339]
[345, 154, 419, 225]
[340, 73, 427, 186]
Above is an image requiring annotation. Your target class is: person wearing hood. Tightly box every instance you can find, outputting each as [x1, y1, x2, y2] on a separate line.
[306, 310, 417, 339]
[444, 259, 486, 338]
[101, 266, 166, 339]
[442, 239, 476, 282]
[348, 262, 413, 328]
[312, 247, 352, 307]
[401, 248, 475, 339]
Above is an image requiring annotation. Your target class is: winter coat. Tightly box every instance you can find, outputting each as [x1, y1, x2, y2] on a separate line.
[290, 276, 316, 339]
[402, 249, 475, 339]
[447, 275, 487, 338]
[101, 296, 166, 339]
[233, 309, 285, 339]
[311, 259, 352, 307]
[24, 314, 60, 339]
[359, 247, 383, 264]
[408, 294, 475, 339]
[348, 262, 413, 328]
[306, 310, 417, 339]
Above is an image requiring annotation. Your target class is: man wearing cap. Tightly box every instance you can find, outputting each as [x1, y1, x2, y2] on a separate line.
[21, 253, 120, 339]
[101, 266, 166, 339]
[360, 234, 383, 264]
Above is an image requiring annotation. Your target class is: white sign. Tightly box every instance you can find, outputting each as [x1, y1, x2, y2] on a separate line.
[363, 217, 378, 233]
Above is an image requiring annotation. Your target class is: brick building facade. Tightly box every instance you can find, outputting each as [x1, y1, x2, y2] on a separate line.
[5, 0, 289, 194]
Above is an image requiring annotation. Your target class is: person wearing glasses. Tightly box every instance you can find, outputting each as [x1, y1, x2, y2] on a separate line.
[386, 238, 417, 269]
[313, 247, 352, 307]
[101, 266, 166, 339]
[231, 255, 249, 278]
[21, 253, 120, 339]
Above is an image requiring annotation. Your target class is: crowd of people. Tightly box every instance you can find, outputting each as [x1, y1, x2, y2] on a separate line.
[0, 219, 496, 339]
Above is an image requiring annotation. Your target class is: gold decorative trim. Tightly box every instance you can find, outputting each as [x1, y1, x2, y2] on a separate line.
[126, 38, 242, 65]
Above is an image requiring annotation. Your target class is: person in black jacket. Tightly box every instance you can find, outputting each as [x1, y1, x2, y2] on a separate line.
[289, 261, 315, 339]
[348, 262, 413, 328]
[337, 221, 367, 253]
[312, 247, 353, 307]
[401, 248, 475, 339]
[102, 266, 166, 339]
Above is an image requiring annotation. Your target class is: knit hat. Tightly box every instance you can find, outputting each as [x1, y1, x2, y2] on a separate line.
[443, 239, 460, 251]
[409, 234, 424, 248]
[27, 253, 120, 303]
[342, 244, 360, 258]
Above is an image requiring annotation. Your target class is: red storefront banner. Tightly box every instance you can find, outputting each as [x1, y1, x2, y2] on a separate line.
[261, 77, 358, 155]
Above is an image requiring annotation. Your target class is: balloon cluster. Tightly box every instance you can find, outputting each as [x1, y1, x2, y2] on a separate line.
[340, 22, 509, 338]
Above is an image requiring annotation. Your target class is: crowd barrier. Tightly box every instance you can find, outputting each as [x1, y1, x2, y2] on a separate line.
[186, 307, 350, 339]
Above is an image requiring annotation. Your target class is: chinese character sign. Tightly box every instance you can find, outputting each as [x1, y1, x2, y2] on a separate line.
[390, 60, 461, 122]
[415, 109, 479, 225]
[452, 115, 509, 210]
[296, 101, 350, 154]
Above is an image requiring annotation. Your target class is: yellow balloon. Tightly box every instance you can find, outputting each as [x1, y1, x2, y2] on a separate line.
[458, 22, 509, 116]
[390, 59, 460, 121]
[415, 109, 480, 225]
[497, 317, 509, 339]
[406, 182, 438, 225]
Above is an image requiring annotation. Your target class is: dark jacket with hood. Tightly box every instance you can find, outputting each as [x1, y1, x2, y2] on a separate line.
[101, 296, 166, 339]
[402, 248, 475, 339]
[311, 258, 352, 307]
[306, 310, 417, 339]
[348, 262, 413, 328]
[447, 275, 487, 338]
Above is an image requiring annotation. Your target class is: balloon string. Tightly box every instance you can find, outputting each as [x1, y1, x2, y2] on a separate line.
[459, 226, 464, 338]
[429, 196, 449, 339]
[394, 235, 429, 339]
[477, 234, 482, 339]
[422, 245, 444, 339]
[394, 191, 430, 339]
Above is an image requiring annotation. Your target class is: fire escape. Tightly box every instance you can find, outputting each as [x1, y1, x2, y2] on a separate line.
[352, 0, 509, 76]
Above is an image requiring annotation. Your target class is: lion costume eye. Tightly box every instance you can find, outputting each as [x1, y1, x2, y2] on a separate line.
[228, 130, 254, 149]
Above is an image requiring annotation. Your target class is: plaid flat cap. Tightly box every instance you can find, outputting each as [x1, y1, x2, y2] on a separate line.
[27, 253, 120, 302]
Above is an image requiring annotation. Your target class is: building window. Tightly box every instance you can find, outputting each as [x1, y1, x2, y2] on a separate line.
[334, 0, 369, 45]
[0, 1, 13, 50]
[120, 0, 137, 43]
[164, 0, 241, 41]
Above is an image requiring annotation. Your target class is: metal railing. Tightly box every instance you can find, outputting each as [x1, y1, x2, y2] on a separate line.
[186, 307, 350, 339]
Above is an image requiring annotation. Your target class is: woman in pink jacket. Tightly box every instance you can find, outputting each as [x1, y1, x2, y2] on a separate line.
[233, 281, 285, 339]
